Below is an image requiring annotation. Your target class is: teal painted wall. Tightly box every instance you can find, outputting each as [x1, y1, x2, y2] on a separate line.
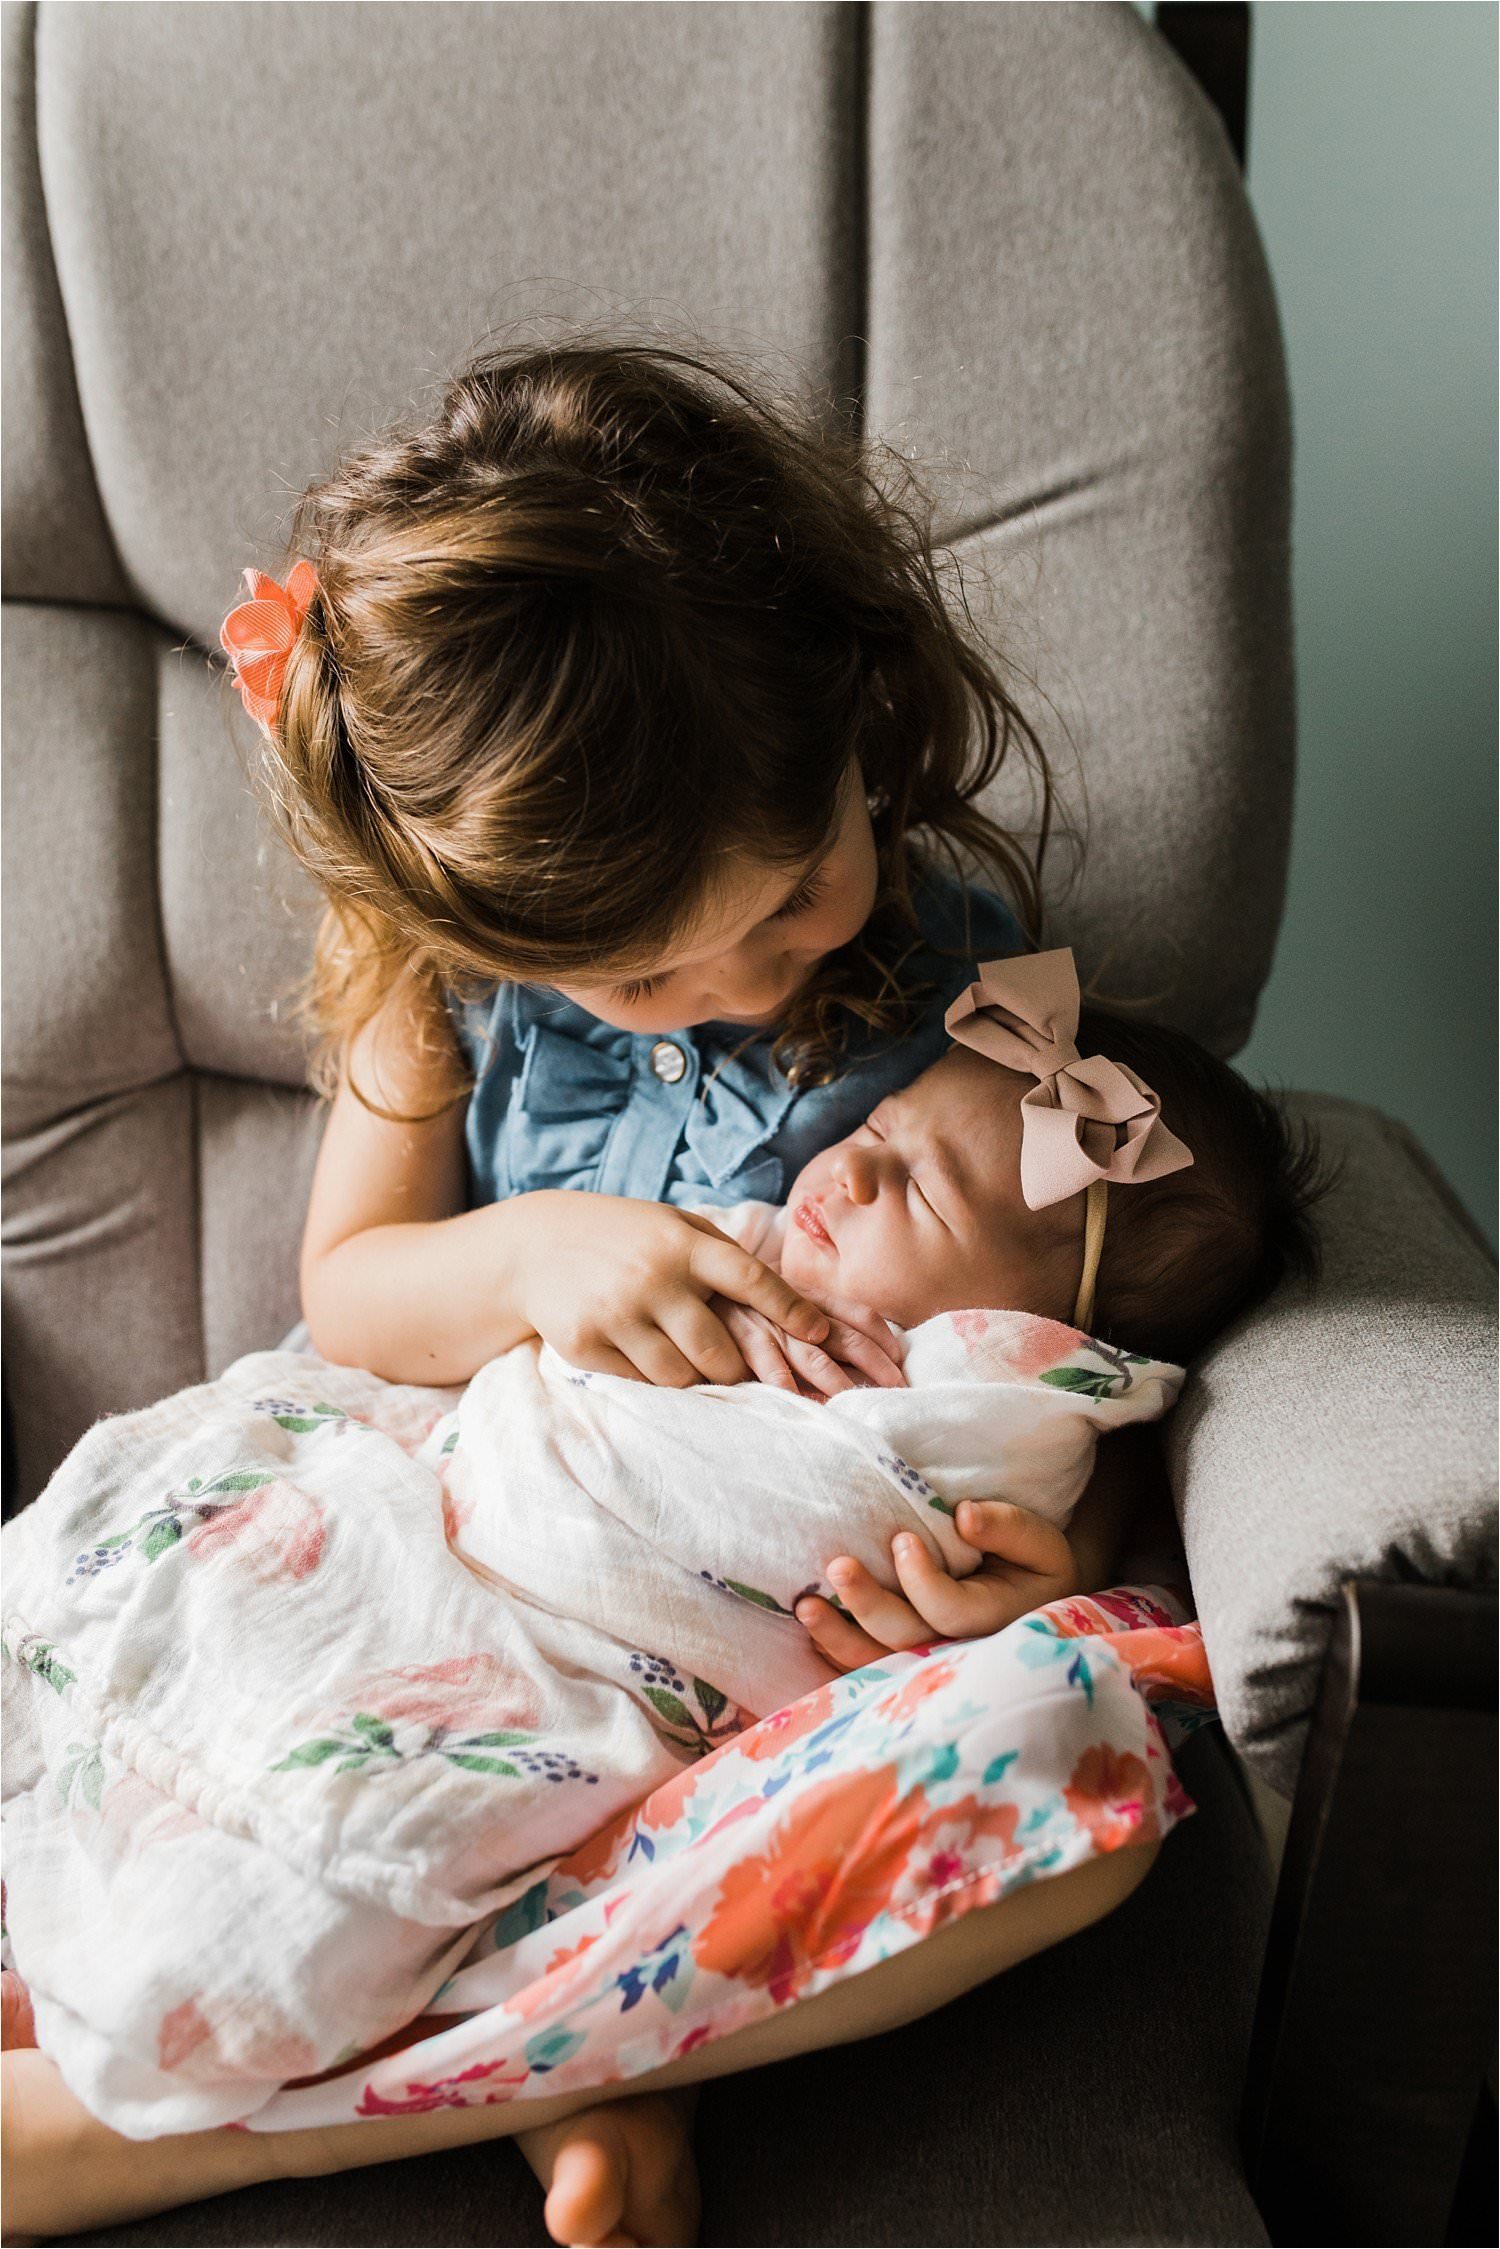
[1233, 1, 1497, 1237]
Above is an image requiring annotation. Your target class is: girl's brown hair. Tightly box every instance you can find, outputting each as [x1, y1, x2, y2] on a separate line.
[258, 338, 1054, 1109]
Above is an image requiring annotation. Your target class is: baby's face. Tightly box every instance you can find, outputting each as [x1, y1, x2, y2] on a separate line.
[780, 1049, 1084, 1329]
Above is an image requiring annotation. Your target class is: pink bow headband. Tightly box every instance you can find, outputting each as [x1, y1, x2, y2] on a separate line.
[944, 949, 1193, 1329]
[220, 562, 319, 731]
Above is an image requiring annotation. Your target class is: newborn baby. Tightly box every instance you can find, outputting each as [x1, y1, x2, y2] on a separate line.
[2, 954, 1320, 2134]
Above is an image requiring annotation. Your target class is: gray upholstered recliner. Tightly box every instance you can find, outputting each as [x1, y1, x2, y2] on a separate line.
[3, 5, 1494, 2244]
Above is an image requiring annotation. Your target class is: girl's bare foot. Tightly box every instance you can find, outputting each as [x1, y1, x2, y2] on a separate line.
[518, 2089, 700, 2248]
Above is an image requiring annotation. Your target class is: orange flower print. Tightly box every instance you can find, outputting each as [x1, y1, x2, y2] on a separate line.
[2, 1970, 37, 2052]
[504, 1931, 605, 2022]
[875, 1656, 958, 1725]
[1119, 1628, 1216, 1707]
[1063, 1744, 1153, 1853]
[693, 1765, 928, 2001]
[556, 1800, 640, 1891]
[734, 1678, 842, 1762]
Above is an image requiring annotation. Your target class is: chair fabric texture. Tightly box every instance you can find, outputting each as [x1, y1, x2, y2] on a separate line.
[2, 11, 1494, 2241]
[3, 0, 1295, 1478]
[1170, 1096, 1498, 1794]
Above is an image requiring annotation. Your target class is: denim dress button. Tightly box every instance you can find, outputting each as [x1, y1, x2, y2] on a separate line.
[649, 1040, 688, 1084]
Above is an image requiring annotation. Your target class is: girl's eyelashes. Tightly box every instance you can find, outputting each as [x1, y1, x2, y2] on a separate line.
[609, 865, 827, 1005]
[769, 868, 828, 922]
[612, 973, 668, 1006]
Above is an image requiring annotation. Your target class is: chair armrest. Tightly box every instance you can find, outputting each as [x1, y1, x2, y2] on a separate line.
[1242, 1580, 1497, 2245]
[1165, 1094, 1496, 1795]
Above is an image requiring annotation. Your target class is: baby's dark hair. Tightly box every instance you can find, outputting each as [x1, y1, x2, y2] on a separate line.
[1077, 1009, 1334, 1364]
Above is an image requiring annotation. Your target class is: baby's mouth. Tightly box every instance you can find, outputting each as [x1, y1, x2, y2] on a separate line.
[791, 1199, 835, 1252]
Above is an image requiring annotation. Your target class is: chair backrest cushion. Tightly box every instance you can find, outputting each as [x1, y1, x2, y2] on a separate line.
[2, 0, 1292, 1500]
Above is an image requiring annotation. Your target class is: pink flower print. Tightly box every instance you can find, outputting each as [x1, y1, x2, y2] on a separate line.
[1085, 1588, 1156, 1630]
[157, 1993, 318, 2082]
[946, 1311, 1087, 1380]
[157, 1996, 215, 2073]
[344, 1654, 544, 1736]
[97, 1770, 204, 1861]
[441, 1483, 475, 1547]
[186, 1479, 326, 1583]
[1001, 1316, 1088, 1379]
[356, 2056, 529, 2116]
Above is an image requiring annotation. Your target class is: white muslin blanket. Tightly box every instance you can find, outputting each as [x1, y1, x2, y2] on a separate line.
[2, 1271, 1179, 2135]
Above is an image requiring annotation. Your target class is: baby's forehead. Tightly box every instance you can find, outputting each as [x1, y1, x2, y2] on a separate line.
[883, 1048, 1026, 1163]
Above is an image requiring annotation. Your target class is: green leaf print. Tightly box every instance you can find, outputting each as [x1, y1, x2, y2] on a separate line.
[442, 1751, 521, 1777]
[350, 1714, 397, 1752]
[57, 1743, 105, 1811]
[461, 1730, 535, 1750]
[693, 1680, 727, 1726]
[1038, 1367, 1119, 1400]
[722, 1578, 792, 1615]
[142, 1518, 184, 1562]
[198, 1470, 276, 1496]
[22, 1642, 75, 1694]
[643, 1685, 694, 1731]
[926, 1492, 956, 1516]
[272, 1738, 349, 1770]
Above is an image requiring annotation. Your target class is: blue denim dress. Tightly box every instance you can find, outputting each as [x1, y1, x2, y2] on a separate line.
[452, 868, 1021, 1211]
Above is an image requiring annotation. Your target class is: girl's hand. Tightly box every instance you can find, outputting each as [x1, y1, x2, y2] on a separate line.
[517, 1193, 830, 1387]
[794, 1500, 1077, 1669]
[710, 1296, 907, 1398]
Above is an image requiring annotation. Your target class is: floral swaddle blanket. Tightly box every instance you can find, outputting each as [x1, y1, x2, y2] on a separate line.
[2, 1306, 1179, 2136]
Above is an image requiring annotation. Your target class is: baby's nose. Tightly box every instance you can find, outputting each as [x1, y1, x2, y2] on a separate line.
[833, 1147, 880, 1205]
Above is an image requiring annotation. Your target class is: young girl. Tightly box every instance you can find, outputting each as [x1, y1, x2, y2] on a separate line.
[3, 342, 1184, 2246]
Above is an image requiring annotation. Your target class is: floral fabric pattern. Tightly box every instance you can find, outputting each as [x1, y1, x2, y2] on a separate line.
[241, 1587, 1213, 2133]
[2, 1326, 1194, 2138]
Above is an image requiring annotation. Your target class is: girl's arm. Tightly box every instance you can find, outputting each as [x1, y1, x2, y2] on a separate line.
[794, 1422, 1165, 1666]
[299, 971, 517, 1383]
[300, 976, 831, 1388]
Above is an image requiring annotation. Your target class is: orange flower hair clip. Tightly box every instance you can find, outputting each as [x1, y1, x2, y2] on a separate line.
[219, 562, 319, 730]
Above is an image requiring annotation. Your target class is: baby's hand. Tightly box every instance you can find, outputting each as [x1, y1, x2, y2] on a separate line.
[795, 1501, 1076, 1665]
[709, 1295, 907, 1398]
[516, 1193, 830, 1386]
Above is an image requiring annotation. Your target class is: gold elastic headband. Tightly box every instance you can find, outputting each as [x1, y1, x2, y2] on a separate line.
[1072, 1179, 1109, 1331]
